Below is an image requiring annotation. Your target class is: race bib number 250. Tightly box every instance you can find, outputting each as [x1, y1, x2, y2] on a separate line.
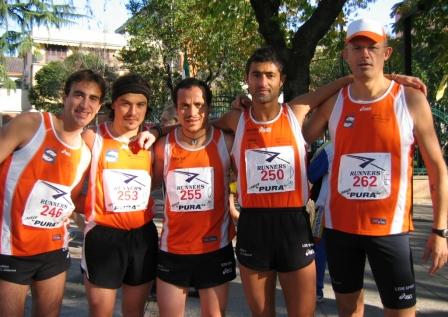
[245, 146, 295, 194]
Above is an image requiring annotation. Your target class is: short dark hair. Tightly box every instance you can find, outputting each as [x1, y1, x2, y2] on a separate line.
[173, 77, 212, 108]
[64, 69, 107, 102]
[245, 47, 286, 76]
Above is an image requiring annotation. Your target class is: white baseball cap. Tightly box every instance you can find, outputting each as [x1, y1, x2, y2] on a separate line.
[346, 18, 386, 43]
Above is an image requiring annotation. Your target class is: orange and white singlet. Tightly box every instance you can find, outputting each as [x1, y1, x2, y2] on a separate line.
[160, 127, 235, 254]
[326, 82, 415, 235]
[232, 104, 308, 208]
[0, 112, 91, 256]
[84, 123, 154, 232]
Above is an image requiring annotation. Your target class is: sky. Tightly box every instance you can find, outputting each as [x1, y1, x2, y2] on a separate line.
[72, 0, 130, 33]
[0, 0, 402, 35]
[350, 0, 402, 34]
[75, 0, 402, 34]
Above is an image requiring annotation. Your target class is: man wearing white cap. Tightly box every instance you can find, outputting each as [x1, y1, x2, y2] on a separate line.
[302, 18, 448, 316]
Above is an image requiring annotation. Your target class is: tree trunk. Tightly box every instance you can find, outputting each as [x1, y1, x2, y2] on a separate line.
[250, 0, 347, 100]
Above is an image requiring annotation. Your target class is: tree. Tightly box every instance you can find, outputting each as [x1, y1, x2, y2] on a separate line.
[0, 0, 80, 87]
[391, 0, 448, 161]
[120, 0, 262, 113]
[249, 0, 375, 100]
[122, 0, 376, 108]
[29, 51, 117, 112]
[391, 0, 447, 100]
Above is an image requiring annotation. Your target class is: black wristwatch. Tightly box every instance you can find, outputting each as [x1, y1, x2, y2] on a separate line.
[432, 228, 448, 238]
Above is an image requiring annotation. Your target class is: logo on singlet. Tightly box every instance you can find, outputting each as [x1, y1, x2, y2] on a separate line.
[42, 148, 57, 162]
[61, 149, 71, 157]
[343, 116, 355, 128]
[174, 171, 209, 185]
[258, 126, 272, 133]
[42, 181, 71, 205]
[371, 218, 387, 225]
[346, 154, 386, 171]
[110, 170, 146, 186]
[251, 149, 290, 164]
[105, 150, 119, 162]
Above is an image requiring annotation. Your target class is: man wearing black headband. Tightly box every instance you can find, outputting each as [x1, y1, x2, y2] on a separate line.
[79, 74, 158, 317]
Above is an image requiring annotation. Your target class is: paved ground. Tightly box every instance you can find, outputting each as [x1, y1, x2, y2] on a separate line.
[24, 203, 448, 316]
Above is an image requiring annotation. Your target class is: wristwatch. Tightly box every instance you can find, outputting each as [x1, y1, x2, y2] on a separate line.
[432, 228, 448, 238]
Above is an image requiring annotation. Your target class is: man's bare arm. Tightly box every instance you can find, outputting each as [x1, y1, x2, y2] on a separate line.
[151, 137, 166, 191]
[302, 94, 338, 144]
[406, 87, 448, 274]
[288, 76, 353, 122]
[0, 112, 41, 164]
[211, 109, 241, 134]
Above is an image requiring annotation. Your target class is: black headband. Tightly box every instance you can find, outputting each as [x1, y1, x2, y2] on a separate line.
[112, 83, 150, 103]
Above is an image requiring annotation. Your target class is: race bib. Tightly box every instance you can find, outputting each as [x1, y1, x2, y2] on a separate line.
[338, 152, 391, 200]
[22, 180, 74, 229]
[103, 169, 151, 212]
[245, 146, 295, 194]
[166, 167, 214, 212]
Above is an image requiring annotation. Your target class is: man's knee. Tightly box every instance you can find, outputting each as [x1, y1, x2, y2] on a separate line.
[335, 290, 364, 317]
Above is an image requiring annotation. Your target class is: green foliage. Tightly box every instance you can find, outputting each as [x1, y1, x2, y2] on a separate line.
[121, 0, 378, 102]
[0, 0, 81, 85]
[29, 52, 118, 113]
[120, 0, 262, 114]
[392, 0, 448, 102]
[0, 1, 80, 50]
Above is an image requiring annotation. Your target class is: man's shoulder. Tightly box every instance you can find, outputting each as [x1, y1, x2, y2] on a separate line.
[401, 85, 428, 112]
[402, 85, 426, 100]
[11, 111, 42, 133]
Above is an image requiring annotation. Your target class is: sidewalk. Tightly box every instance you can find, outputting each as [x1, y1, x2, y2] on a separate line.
[25, 203, 448, 316]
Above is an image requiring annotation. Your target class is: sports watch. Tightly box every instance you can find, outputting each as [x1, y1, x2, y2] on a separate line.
[431, 228, 448, 238]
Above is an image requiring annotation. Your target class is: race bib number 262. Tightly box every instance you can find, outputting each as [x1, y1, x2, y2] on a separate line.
[338, 152, 391, 200]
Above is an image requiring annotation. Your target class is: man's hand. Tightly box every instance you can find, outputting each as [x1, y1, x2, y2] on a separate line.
[423, 234, 448, 274]
[132, 130, 157, 150]
[231, 95, 252, 111]
[389, 74, 428, 96]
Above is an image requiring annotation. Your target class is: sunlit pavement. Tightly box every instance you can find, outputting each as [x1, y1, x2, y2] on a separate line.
[23, 203, 448, 316]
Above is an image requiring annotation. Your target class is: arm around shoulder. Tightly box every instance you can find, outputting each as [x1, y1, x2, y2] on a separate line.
[151, 137, 166, 191]
[302, 94, 337, 144]
[211, 109, 240, 134]
[289, 75, 352, 112]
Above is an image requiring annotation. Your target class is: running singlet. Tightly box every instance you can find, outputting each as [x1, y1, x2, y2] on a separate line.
[0, 112, 91, 256]
[327, 82, 415, 235]
[160, 127, 235, 254]
[84, 123, 154, 231]
[232, 104, 308, 208]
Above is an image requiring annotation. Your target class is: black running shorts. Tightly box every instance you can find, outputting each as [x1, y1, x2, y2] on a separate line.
[236, 207, 315, 272]
[82, 222, 158, 289]
[157, 243, 236, 289]
[0, 248, 70, 285]
[325, 229, 416, 309]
